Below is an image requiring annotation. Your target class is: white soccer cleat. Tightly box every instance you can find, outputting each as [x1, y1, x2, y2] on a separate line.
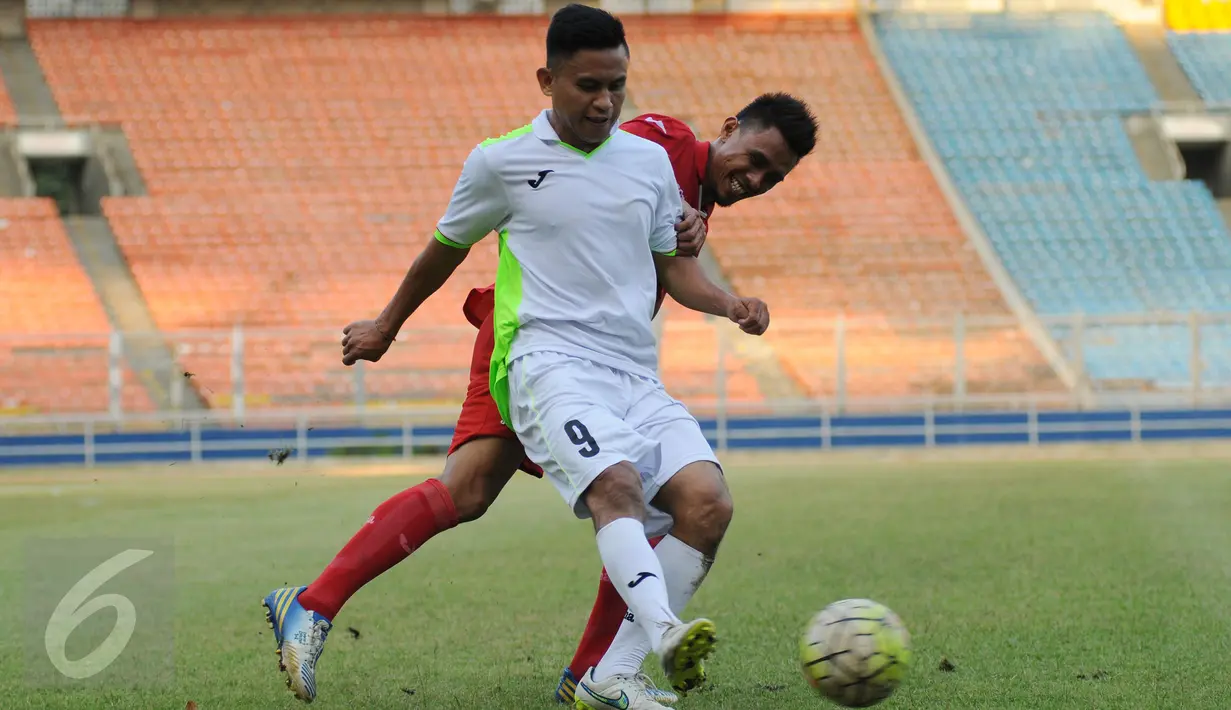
[631, 672, 678, 705]
[658, 618, 717, 697]
[573, 667, 672, 710]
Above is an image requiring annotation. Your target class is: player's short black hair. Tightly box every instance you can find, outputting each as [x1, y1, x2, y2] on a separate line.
[736, 93, 819, 160]
[545, 3, 629, 69]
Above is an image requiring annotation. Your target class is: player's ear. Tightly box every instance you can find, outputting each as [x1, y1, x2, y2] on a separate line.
[719, 117, 740, 140]
[536, 67, 553, 97]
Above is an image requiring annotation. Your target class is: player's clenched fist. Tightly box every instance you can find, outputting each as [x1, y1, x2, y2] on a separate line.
[341, 320, 395, 366]
[727, 297, 770, 335]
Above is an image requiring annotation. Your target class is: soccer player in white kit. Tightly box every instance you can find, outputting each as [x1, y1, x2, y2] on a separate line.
[341, 6, 769, 709]
[428, 7, 768, 708]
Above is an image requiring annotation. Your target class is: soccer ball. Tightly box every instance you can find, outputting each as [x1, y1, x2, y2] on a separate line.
[799, 598, 912, 707]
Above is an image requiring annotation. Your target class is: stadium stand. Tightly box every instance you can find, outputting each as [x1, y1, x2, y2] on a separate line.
[23, 15, 992, 407]
[23, 14, 1073, 407]
[1167, 31, 1231, 104]
[622, 14, 1059, 398]
[23, 17, 776, 407]
[26, 18, 541, 408]
[876, 12, 1231, 388]
[0, 197, 153, 413]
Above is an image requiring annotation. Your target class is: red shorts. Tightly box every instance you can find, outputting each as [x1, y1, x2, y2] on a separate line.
[446, 286, 544, 477]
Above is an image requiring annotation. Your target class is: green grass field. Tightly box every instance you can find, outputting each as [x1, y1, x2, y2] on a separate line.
[1, 452, 1230, 709]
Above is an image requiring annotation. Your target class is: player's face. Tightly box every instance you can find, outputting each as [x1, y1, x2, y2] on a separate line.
[708, 119, 799, 207]
[537, 47, 628, 152]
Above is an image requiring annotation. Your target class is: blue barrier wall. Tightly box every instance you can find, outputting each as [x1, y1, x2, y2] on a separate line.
[3, 408, 1230, 468]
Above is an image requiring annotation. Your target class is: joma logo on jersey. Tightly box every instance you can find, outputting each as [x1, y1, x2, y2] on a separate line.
[528, 170, 553, 188]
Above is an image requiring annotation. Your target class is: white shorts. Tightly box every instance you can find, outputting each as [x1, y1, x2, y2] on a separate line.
[507, 351, 719, 520]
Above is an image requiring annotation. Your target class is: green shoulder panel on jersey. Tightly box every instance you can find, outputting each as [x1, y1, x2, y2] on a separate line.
[488, 228, 523, 424]
[480, 124, 533, 147]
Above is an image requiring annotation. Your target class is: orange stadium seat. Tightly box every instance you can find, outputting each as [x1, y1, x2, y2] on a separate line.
[0, 198, 152, 414]
[26, 15, 1057, 408]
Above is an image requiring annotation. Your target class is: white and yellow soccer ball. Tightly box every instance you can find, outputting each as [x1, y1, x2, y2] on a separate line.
[799, 598, 912, 707]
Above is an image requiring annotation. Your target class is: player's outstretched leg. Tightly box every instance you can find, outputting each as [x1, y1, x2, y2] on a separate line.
[260, 437, 522, 702]
[556, 538, 677, 706]
[572, 463, 719, 708]
[588, 462, 730, 697]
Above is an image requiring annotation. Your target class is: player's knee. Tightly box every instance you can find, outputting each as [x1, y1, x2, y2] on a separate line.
[442, 476, 497, 523]
[688, 482, 733, 552]
[583, 462, 646, 527]
[655, 462, 732, 554]
[438, 438, 521, 524]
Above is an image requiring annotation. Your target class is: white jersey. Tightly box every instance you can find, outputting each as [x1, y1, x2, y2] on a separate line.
[435, 109, 683, 421]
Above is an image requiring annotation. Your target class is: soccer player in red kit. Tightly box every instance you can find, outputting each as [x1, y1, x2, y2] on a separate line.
[271, 92, 817, 704]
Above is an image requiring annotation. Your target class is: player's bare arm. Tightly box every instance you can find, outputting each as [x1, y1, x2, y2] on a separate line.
[652, 252, 770, 335]
[342, 238, 470, 366]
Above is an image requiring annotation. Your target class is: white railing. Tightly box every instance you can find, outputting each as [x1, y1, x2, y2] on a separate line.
[2, 312, 1230, 422]
[5, 400, 1231, 467]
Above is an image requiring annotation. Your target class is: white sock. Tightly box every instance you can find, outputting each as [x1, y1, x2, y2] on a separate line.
[594, 535, 714, 680]
[594, 518, 681, 660]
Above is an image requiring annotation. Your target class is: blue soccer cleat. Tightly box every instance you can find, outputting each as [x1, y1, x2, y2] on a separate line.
[262, 586, 333, 703]
[556, 667, 579, 704]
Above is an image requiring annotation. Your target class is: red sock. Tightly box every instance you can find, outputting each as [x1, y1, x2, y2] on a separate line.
[298, 478, 458, 620]
[567, 535, 665, 678]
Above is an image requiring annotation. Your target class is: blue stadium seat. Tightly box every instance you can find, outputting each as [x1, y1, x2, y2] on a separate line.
[1166, 31, 1231, 105]
[876, 12, 1231, 386]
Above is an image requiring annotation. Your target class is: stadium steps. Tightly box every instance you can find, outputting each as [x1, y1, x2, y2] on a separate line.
[0, 132, 27, 195]
[1124, 114, 1184, 181]
[93, 128, 148, 197]
[1121, 23, 1202, 104]
[858, 12, 1083, 397]
[0, 37, 59, 124]
[61, 215, 207, 411]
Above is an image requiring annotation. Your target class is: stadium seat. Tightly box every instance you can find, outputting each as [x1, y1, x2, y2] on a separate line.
[876, 11, 1231, 387]
[0, 198, 152, 414]
[1166, 31, 1231, 104]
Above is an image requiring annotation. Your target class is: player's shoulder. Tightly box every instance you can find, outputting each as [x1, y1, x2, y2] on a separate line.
[473, 123, 537, 158]
[613, 124, 682, 165]
[611, 131, 677, 179]
[620, 113, 698, 143]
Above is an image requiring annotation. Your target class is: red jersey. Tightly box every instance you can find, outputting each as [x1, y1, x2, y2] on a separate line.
[462, 114, 712, 328]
